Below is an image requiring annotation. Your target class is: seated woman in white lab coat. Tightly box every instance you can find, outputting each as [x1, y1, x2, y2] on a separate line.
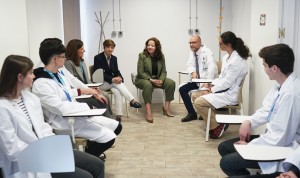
[192, 31, 251, 139]
[32, 38, 122, 159]
[0, 55, 104, 178]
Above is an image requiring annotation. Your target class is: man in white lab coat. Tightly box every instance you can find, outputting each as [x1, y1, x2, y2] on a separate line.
[32, 38, 122, 158]
[218, 44, 300, 176]
[179, 35, 218, 122]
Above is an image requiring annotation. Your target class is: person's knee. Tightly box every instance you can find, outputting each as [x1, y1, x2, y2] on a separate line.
[194, 97, 204, 109]
[218, 141, 226, 156]
[114, 123, 122, 135]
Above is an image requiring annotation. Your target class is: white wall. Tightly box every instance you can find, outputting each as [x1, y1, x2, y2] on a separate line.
[80, 0, 232, 103]
[0, 0, 29, 70]
[248, 0, 279, 114]
[230, 0, 251, 115]
[0, 0, 64, 70]
[26, 0, 64, 67]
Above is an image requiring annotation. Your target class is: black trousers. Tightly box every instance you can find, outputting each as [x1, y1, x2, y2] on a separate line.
[218, 136, 260, 176]
[229, 172, 280, 178]
[85, 123, 122, 157]
[179, 82, 199, 114]
[52, 150, 104, 178]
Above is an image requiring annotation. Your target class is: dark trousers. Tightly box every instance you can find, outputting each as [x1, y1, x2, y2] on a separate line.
[52, 150, 104, 178]
[229, 172, 280, 178]
[218, 136, 260, 176]
[85, 123, 122, 157]
[179, 82, 199, 114]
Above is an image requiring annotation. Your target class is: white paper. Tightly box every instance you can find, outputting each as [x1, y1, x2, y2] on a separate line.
[74, 95, 93, 99]
[234, 144, 293, 161]
[191, 79, 213, 83]
[86, 83, 103, 87]
[216, 115, 251, 124]
[63, 109, 106, 117]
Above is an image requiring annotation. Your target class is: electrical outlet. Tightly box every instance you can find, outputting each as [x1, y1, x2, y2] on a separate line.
[118, 31, 123, 37]
[188, 29, 193, 35]
[111, 31, 117, 38]
[194, 29, 200, 35]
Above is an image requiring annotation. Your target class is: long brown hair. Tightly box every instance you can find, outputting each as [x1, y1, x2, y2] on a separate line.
[65, 39, 83, 66]
[0, 55, 33, 98]
[143, 37, 163, 60]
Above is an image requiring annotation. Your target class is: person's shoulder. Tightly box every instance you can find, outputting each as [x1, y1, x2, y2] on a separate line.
[64, 60, 74, 67]
[94, 52, 104, 59]
[22, 90, 40, 102]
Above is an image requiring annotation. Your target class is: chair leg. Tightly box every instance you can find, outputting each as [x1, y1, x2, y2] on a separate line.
[125, 98, 129, 117]
[136, 88, 139, 114]
[109, 93, 113, 108]
[205, 108, 211, 142]
[229, 108, 232, 114]
[240, 103, 244, 115]
[162, 89, 166, 107]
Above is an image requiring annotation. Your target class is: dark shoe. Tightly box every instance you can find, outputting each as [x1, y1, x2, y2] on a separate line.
[181, 113, 197, 122]
[198, 115, 203, 120]
[116, 116, 121, 122]
[162, 107, 174, 117]
[209, 124, 227, 139]
[130, 101, 142, 108]
[99, 153, 106, 162]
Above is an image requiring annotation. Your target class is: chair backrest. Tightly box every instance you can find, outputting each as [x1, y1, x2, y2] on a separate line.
[216, 61, 222, 75]
[131, 73, 137, 85]
[92, 68, 104, 83]
[89, 65, 94, 82]
[17, 135, 75, 173]
[237, 77, 245, 106]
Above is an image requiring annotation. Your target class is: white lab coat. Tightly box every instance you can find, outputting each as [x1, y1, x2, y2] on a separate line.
[282, 145, 300, 173]
[201, 50, 248, 109]
[0, 91, 53, 178]
[247, 73, 300, 174]
[32, 67, 118, 143]
[186, 45, 218, 80]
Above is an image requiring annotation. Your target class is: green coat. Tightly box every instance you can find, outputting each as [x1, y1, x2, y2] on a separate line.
[135, 52, 167, 83]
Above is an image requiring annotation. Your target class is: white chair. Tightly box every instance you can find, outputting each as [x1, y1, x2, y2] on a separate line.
[131, 73, 165, 114]
[92, 68, 129, 117]
[205, 78, 246, 142]
[17, 135, 75, 173]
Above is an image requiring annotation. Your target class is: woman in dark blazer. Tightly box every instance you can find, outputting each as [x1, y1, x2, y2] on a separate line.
[94, 39, 141, 121]
[135, 37, 176, 123]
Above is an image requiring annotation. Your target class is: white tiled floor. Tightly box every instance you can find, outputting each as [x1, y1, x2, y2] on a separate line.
[105, 103, 239, 178]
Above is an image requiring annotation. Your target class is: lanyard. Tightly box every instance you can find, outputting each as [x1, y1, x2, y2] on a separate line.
[266, 88, 281, 121]
[80, 62, 87, 83]
[44, 68, 72, 102]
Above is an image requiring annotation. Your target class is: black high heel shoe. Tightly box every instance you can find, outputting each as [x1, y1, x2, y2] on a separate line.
[130, 101, 142, 108]
[162, 107, 174, 117]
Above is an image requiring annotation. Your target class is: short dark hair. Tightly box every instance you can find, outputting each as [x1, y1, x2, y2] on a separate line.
[39, 38, 66, 65]
[259, 44, 294, 75]
[0, 55, 33, 98]
[103, 39, 116, 48]
[66, 39, 83, 66]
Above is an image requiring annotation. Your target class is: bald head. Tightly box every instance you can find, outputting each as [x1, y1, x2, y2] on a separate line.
[189, 35, 202, 52]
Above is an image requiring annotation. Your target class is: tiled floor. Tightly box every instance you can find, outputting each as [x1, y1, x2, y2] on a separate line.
[105, 103, 239, 178]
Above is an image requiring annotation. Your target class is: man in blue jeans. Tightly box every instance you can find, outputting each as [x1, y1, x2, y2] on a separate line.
[218, 44, 300, 177]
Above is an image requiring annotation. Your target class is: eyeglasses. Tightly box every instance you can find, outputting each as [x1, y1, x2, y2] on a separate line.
[56, 55, 66, 59]
[189, 41, 200, 44]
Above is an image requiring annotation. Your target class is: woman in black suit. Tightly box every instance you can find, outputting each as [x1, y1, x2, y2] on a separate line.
[94, 39, 141, 121]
